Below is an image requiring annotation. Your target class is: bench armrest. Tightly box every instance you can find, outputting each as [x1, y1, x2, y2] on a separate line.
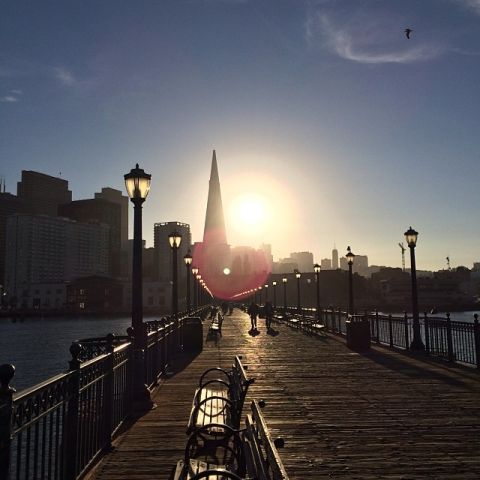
[199, 367, 231, 387]
[190, 470, 244, 480]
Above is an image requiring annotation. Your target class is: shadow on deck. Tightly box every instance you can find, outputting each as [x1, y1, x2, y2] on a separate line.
[88, 308, 480, 479]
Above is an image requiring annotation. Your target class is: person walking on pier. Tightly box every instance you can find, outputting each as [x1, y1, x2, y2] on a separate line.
[264, 301, 274, 331]
[247, 301, 259, 331]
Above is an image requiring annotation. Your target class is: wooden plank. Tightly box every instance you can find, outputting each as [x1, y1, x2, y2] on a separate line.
[87, 308, 480, 480]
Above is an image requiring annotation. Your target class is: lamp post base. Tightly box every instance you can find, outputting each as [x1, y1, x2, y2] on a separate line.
[410, 338, 425, 351]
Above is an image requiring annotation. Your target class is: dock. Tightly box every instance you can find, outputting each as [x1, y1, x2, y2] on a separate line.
[87, 308, 480, 479]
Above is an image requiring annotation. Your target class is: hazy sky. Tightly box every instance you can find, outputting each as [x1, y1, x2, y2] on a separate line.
[1, 0, 479, 271]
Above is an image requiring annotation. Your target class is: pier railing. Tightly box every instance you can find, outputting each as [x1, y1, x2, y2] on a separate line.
[0, 307, 208, 480]
[275, 306, 480, 368]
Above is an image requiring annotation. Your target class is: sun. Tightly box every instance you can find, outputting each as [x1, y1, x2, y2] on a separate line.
[231, 193, 268, 229]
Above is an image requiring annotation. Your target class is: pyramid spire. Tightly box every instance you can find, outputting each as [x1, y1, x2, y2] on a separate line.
[203, 150, 227, 245]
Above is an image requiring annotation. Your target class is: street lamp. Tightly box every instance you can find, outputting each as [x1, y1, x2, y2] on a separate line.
[192, 266, 199, 308]
[405, 227, 424, 351]
[264, 284, 269, 301]
[272, 281, 277, 309]
[258, 286, 263, 305]
[124, 163, 151, 407]
[295, 270, 301, 313]
[183, 250, 192, 312]
[314, 263, 321, 321]
[282, 277, 287, 315]
[346, 246, 355, 315]
[196, 274, 202, 306]
[168, 230, 182, 318]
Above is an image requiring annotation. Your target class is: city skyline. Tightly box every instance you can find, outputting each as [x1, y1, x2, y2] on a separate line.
[1, 1, 479, 270]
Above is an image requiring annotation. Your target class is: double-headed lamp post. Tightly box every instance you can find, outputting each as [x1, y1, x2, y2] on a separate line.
[196, 274, 202, 305]
[295, 270, 301, 313]
[314, 263, 321, 321]
[272, 281, 277, 309]
[258, 286, 263, 305]
[346, 246, 355, 315]
[282, 277, 287, 315]
[264, 284, 269, 302]
[192, 266, 199, 308]
[124, 163, 151, 407]
[405, 227, 424, 351]
[183, 251, 192, 312]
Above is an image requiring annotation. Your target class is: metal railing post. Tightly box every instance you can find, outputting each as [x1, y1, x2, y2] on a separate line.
[404, 311, 409, 350]
[102, 334, 115, 451]
[424, 312, 430, 355]
[446, 313, 454, 363]
[388, 314, 393, 348]
[64, 343, 82, 480]
[0, 364, 15, 480]
[375, 310, 380, 345]
[474, 314, 480, 369]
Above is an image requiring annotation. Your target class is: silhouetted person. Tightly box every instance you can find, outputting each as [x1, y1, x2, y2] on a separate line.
[264, 301, 274, 330]
[247, 302, 259, 330]
[405, 28, 412, 39]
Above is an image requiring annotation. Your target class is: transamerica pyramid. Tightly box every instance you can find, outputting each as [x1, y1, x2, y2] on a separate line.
[203, 150, 227, 245]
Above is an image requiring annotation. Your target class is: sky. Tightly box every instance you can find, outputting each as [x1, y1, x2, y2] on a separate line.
[1, 0, 479, 271]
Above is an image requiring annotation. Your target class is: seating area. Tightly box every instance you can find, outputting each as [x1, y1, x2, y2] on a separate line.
[274, 311, 326, 337]
[176, 356, 289, 480]
[187, 356, 253, 434]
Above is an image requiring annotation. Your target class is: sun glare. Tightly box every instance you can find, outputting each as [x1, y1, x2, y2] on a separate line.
[236, 194, 266, 226]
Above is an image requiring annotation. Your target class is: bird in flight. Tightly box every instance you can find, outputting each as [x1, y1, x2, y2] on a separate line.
[405, 28, 413, 39]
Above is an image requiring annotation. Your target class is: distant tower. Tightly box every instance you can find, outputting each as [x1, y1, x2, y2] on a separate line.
[203, 150, 227, 245]
[332, 244, 339, 270]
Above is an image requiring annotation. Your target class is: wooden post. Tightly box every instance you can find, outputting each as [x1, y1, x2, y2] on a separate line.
[103, 334, 115, 451]
[0, 364, 15, 480]
[64, 343, 82, 480]
[446, 313, 454, 363]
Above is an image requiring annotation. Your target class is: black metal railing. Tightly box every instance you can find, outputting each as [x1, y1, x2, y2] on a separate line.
[270, 305, 480, 368]
[0, 307, 209, 480]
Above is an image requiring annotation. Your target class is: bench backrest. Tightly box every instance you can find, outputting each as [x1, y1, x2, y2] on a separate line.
[243, 400, 289, 480]
[229, 356, 253, 411]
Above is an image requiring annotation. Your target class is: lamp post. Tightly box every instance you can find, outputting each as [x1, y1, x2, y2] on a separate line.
[405, 227, 424, 351]
[196, 274, 202, 306]
[183, 251, 192, 312]
[124, 163, 151, 408]
[295, 270, 301, 313]
[192, 266, 199, 308]
[272, 281, 277, 309]
[282, 277, 287, 315]
[264, 284, 269, 302]
[168, 231, 182, 317]
[314, 263, 321, 321]
[346, 246, 355, 315]
[258, 286, 262, 305]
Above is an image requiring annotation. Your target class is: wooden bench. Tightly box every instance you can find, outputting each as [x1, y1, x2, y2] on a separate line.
[174, 400, 289, 480]
[187, 356, 254, 435]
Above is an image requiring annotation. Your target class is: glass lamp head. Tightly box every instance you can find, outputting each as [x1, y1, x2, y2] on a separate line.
[124, 164, 151, 201]
[282, 277, 287, 283]
[183, 251, 193, 266]
[168, 230, 182, 249]
[191, 266, 199, 276]
[313, 263, 321, 274]
[295, 270, 301, 279]
[404, 226, 418, 247]
[346, 246, 355, 265]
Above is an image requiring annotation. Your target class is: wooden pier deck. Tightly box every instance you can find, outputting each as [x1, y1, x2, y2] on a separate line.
[88, 308, 480, 479]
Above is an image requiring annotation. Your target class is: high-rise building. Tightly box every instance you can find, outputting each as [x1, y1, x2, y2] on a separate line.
[59, 198, 121, 277]
[94, 187, 129, 248]
[290, 252, 314, 273]
[203, 150, 227, 245]
[0, 191, 25, 285]
[17, 171, 72, 216]
[332, 246, 339, 270]
[321, 258, 332, 270]
[4, 214, 109, 306]
[153, 221, 191, 282]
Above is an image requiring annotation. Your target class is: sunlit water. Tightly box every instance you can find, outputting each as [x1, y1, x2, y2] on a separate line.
[0, 315, 158, 391]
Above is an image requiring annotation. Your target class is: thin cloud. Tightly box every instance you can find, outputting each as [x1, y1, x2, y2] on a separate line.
[0, 95, 18, 103]
[454, 0, 480, 14]
[53, 66, 77, 86]
[308, 13, 445, 64]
